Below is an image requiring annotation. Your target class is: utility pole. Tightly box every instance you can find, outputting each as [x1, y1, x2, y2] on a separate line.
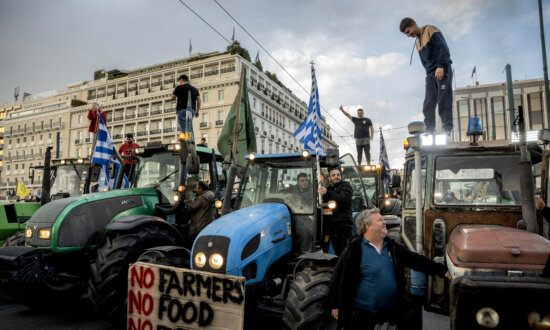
[539, 0, 550, 127]
[505, 64, 516, 134]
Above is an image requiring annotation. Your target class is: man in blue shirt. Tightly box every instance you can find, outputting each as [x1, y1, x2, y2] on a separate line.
[400, 17, 453, 137]
[330, 208, 451, 329]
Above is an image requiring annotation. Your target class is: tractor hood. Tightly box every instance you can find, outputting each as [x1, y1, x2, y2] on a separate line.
[446, 224, 550, 277]
[192, 203, 292, 282]
[25, 187, 158, 250]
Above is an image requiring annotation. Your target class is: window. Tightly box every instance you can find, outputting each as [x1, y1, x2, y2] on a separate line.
[218, 90, 224, 101]
[202, 93, 209, 103]
[31, 136, 34, 142]
[253, 97, 257, 109]
[201, 113, 209, 123]
[528, 92, 543, 130]
[217, 110, 225, 121]
[78, 115, 83, 124]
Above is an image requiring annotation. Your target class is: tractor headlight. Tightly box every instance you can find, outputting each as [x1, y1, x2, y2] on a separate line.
[38, 228, 51, 240]
[249, 153, 256, 161]
[195, 252, 206, 268]
[385, 200, 391, 206]
[25, 227, 33, 238]
[77, 158, 84, 164]
[302, 150, 310, 158]
[173, 194, 180, 202]
[215, 200, 223, 209]
[328, 200, 337, 209]
[475, 307, 499, 328]
[60, 159, 66, 165]
[175, 143, 181, 151]
[209, 253, 224, 269]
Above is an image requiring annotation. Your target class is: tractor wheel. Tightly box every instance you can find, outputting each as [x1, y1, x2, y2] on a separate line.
[2, 230, 25, 247]
[282, 266, 333, 330]
[89, 225, 179, 328]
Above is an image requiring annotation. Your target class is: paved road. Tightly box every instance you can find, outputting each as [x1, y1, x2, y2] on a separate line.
[1, 291, 449, 330]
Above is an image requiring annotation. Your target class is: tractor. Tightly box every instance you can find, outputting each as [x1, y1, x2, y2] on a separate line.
[139, 149, 372, 329]
[400, 118, 550, 329]
[0, 148, 90, 247]
[0, 141, 224, 325]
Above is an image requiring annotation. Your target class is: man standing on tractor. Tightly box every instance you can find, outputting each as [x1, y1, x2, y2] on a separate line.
[118, 133, 139, 182]
[318, 167, 353, 256]
[330, 208, 451, 329]
[400, 17, 453, 136]
[339, 106, 373, 165]
[171, 74, 200, 142]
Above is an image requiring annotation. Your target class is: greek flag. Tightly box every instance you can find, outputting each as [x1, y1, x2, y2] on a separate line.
[294, 65, 323, 152]
[379, 128, 391, 192]
[92, 116, 129, 189]
[231, 27, 235, 42]
[254, 50, 259, 63]
[189, 38, 192, 55]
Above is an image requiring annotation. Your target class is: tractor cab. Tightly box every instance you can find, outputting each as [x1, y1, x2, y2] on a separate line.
[49, 158, 88, 199]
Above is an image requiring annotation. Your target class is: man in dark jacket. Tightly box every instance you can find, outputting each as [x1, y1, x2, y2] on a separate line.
[330, 208, 451, 329]
[186, 181, 216, 241]
[400, 17, 453, 136]
[318, 167, 353, 256]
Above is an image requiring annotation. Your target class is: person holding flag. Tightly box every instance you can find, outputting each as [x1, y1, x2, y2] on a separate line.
[92, 115, 129, 190]
[87, 102, 107, 133]
[379, 128, 392, 193]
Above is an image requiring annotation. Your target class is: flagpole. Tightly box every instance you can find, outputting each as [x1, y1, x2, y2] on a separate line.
[84, 104, 101, 194]
[221, 66, 246, 216]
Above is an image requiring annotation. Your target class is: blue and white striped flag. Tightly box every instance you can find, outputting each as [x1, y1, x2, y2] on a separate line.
[294, 65, 323, 152]
[254, 50, 259, 64]
[189, 38, 192, 55]
[231, 27, 235, 42]
[92, 116, 129, 189]
[379, 128, 391, 192]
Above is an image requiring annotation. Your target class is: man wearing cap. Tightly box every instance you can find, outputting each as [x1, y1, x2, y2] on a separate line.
[118, 133, 140, 182]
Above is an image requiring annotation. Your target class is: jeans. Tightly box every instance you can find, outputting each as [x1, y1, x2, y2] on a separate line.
[356, 143, 371, 165]
[177, 109, 195, 142]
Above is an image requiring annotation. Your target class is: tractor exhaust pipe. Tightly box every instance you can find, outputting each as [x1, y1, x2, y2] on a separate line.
[517, 105, 538, 233]
[41, 146, 53, 205]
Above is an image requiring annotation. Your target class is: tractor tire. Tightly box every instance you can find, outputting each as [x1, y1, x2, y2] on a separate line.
[282, 266, 333, 330]
[89, 225, 179, 328]
[2, 230, 25, 247]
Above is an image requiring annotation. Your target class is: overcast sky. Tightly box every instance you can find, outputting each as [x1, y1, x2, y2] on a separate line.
[1, 0, 548, 168]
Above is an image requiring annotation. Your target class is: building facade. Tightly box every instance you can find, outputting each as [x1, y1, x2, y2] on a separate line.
[0, 52, 337, 199]
[436, 78, 548, 141]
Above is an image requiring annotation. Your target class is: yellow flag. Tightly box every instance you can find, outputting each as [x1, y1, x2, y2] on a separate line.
[16, 180, 31, 199]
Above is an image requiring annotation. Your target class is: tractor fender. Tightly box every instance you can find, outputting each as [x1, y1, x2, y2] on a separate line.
[105, 215, 186, 246]
[294, 250, 338, 274]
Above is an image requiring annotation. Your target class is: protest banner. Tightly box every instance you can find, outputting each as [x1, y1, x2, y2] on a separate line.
[128, 262, 245, 330]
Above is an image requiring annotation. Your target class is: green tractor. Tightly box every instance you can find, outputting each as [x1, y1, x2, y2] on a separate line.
[0, 148, 90, 247]
[0, 141, 224, 319]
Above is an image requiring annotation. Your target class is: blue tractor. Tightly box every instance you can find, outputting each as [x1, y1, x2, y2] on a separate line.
[140, 149, 371, 329]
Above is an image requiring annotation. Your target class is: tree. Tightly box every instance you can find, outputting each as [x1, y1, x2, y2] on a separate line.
[226, 41, 251, 62]
[254, 59, 263, 72]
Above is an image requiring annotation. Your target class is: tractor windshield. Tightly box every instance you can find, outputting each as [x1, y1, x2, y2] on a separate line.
[237, 158, 314, 214]
[50, 164, 87, 197]
[433, 154, 521, 206]
[134, 151, 179, 203]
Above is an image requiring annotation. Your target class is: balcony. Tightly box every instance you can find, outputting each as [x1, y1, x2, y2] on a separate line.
[163, 127, 175, 133]
[137, 131, 148, 137]
[215, 120, 224, 127]
[113, 134, 122, 139]
[97, 94, 105, 98]
[151, 81, 162, 87]
[126, 114, 136, 119]
[165, 108, 176, 113]
[262, 131, 267, 136]
[221, 67, 236, 74]
[107, 91, 115, 96]
[150, 110, 161, 116]
[190, 73, 203, 79]
[114, 116, 124, 121]
[75, 139, 82, 145]
[140, 84, 149, 89]
[85, 138, 91, 143]
[164, 79, 174, 85]
[150, 129, 161, 135]
[199, 122, 210, 129]
[269, 134, 274, 140]
[204, 70, 219, 77]
[137, 112, 148, 118]
[128, 86, 137, 92]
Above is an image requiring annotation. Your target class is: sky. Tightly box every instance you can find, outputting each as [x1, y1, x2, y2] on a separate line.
[1, 0, 549, 168]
